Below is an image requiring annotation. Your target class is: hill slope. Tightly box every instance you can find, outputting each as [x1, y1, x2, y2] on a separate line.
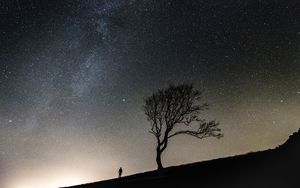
[64, 129, 300, 188]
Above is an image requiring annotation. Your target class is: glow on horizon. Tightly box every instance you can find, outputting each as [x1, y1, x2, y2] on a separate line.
[11, 177, 85, 188]
[5, 168, 103, 188]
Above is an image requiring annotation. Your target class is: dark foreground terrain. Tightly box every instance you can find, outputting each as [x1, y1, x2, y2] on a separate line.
[64, 129, 300, 188]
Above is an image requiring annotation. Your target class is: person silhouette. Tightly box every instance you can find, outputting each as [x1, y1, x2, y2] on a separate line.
[118, 167, 123, 178]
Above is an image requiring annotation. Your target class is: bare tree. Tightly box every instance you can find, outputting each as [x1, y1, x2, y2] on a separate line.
[143, 84, 223, 170]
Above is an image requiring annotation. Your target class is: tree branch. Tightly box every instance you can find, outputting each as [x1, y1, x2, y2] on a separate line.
[168, 120, 223, 139]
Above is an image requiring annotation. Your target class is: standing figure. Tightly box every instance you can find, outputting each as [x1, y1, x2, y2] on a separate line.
[118, 167, 123, 178]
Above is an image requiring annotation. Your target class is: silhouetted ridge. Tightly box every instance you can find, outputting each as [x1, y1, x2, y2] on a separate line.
[280, 128, 300, 148]
[64, 129, 300, 188]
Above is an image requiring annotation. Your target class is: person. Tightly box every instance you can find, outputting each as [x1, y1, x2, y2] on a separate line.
[118, 167, 123, 178]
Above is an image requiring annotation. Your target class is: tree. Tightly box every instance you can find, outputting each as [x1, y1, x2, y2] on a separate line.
[143, 84, 223, 170]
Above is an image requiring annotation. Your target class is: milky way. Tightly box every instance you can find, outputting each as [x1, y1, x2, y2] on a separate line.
[1, 1, 300, 188]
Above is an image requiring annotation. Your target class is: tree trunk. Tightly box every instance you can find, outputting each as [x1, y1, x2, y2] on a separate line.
[156, 148, 163, 170]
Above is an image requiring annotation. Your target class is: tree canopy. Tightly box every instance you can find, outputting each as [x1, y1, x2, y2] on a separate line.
[143, 84, 223, 170]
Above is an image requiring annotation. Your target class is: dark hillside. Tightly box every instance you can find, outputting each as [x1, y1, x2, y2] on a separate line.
[64, 129, 300, 188]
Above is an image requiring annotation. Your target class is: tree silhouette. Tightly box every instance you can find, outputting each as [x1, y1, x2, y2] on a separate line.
[143, 84, 223, 170]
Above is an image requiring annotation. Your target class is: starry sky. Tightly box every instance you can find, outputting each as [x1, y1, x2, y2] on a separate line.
[1, 0, 300, 188]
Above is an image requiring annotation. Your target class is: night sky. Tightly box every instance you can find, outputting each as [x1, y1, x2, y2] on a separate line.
[1, 0, 300, 188]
